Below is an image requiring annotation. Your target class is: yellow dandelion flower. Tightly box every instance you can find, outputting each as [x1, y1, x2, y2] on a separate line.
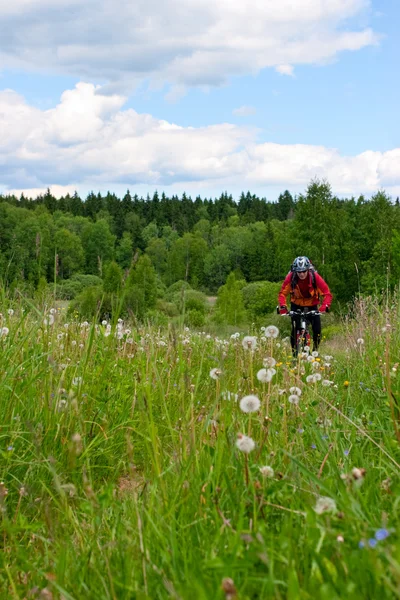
[344, 381, 350, 387]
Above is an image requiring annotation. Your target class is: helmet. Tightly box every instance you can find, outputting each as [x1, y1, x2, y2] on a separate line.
[291, 256, 311, 272]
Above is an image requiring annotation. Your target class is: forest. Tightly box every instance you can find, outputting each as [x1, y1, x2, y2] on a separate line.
[1, 180, 399, 321]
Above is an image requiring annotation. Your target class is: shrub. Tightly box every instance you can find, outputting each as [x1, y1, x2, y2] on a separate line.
[56, 274, 103, 300]
[185, 309, 205, 328]
[241, 281, 281, 319]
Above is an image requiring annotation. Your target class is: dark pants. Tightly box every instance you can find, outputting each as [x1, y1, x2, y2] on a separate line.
[290, 303, 321, 352]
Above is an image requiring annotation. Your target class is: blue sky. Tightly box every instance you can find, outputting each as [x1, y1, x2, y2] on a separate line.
[0, 0, 399, 200]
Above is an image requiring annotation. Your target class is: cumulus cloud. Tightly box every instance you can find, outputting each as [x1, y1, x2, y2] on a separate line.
[1, 82, 399, 197]
[232, 106, 257, 117]
[0, 0, 378, 88]
[276, 65, 295, 76]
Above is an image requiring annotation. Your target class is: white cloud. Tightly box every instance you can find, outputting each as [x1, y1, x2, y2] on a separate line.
[276, 65, 295, 76]
[0, 0, 378, 88]
[232, 106, 257, 117]
[1, 82, 399, 197]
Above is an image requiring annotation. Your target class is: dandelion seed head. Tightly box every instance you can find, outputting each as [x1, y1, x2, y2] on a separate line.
[236, 433, 255, 454]
[314, 496, 337, 515]
[288, 394, 300, 405]
[259, 466, 274, 478]
[242, 335, 257, 350]
[239, 395, 261, 413]
[289, 386, 302, 396]
[265, 325, 279, 339]
[210, 367, 222, 380]
[263, 357, 276, 368]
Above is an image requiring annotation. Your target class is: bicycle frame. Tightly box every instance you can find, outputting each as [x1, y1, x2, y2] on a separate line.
[283, 309, 321, 354]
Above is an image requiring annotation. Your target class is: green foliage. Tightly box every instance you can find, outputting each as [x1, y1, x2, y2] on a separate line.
[69, 285, 103, 318]
[103, 261, 123, 294]
[124, 254, 158, 318]
[215, 272, 247, 325]
[185, 308, 206, 327]
[242, 280, 281, 319]
[56, 274, 103, 300]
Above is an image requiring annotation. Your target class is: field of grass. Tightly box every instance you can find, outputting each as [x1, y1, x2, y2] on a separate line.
[1, 297, 400, 599]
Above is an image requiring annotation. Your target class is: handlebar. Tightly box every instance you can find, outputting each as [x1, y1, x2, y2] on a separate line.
[281, 310, 322, 317]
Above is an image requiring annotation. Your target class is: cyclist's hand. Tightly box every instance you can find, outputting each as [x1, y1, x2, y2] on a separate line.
[319, 306, 329, 313]
[279, 306, 288, 315]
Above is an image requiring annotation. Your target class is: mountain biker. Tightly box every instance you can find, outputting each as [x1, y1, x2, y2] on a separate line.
[278, 256, 332, 353]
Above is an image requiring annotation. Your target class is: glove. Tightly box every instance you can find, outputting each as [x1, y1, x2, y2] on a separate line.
[279, 305, 288, 315]
[320, 306, 329, 313]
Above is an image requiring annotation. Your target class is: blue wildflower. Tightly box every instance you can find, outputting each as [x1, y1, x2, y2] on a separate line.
[368, 538, 378, 548]
[311, 444, 317, 449]
[358, 541, 365, 549]
[7, 445, 13, 451]
[297, 428, 304, 434]
[375, 528, 390, 541]
[344, 449, 350, 456]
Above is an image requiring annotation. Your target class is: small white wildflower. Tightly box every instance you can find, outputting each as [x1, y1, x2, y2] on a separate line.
[288, 394, 300, 405]
[324, 355, 333, 361]
[263, 357, 276, 368]
[314, 496, 337, 515]
[259, 466, 274, 478]
[311, 361, 321, 371]
[307, 355, 314, 363]
[239, 395, 261, 413]
[357, 338, 364, 345]
[7, 308, 14, 316]
[260, 326, 266, 332]
[322, 379, 333, 387]
[71, 340, 77, 346]
[210, 367, 222, 380]
[265, 325, 279, 339]
[289, 386, 302, 396]
[101, 320, 108, 326]
[1, 327, 9, 337]
[236, 433, 256, 454]
[278, 388, 286, 395]
[242, 336, 257, 350]
[256, 368, 273, 383]
[72, 377, 82, 386]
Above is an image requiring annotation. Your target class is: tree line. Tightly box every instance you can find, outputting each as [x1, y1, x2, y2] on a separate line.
[1, 180, 400, 316]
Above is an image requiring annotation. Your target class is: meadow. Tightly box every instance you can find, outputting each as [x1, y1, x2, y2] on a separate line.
[0, 297, 399, 599]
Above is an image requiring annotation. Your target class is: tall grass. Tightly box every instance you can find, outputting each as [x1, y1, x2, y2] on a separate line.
[0, 296, 400, 599]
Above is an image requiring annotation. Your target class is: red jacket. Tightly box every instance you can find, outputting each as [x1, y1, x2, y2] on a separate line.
[278, 271, 332, 311]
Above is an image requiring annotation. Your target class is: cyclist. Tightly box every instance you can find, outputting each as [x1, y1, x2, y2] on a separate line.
[278, 256, 332, 353]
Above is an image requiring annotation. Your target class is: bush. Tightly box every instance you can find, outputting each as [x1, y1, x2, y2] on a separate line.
[69, 285, 103, 319]
[165, 280, 192, 302]
[171, 289, 207, 314]
[242, 281, 281, 319]
[185, 309, 205, 328]
[57, 274, 103, 300]
[156, 299, 180, 317]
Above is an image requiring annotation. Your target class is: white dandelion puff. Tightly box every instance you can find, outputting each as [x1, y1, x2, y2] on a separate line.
[1, 327, 9, 337]
[259, 466, 275, 478]
[7, 308, 14, 316]
[313, 373, 322, 381]
[210, 367, 222, 380]
[242, 336, 257, 350]
[314, 496, 337, 515]
[263, 357, 276, 368]
[311, 351, 319, 358]
[239, 395, 261, 413]
[288, 394, 300, 405]
[265, 325, 279, 339]
[322, 379, 333, 387]
[256, 368, 273, 383]
[289, 386, 302, 396]
[357, 338, 364, 345]
[236, 433, 256, 454]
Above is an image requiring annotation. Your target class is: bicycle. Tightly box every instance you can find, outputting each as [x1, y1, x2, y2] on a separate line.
[279, 308, 322, 356]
